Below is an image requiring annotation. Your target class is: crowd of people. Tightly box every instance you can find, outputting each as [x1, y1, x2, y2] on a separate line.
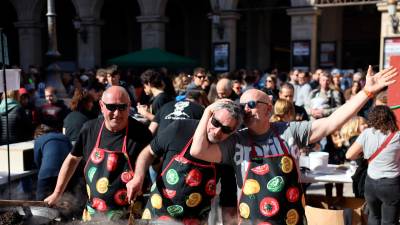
[0, 63, 399, 224]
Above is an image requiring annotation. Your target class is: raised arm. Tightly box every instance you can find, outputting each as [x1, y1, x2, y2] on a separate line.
[190, 103, 223, 163]
[44, 153, 81, 206]
[309, 66, 397, 144]
[126, 144, 156, 201]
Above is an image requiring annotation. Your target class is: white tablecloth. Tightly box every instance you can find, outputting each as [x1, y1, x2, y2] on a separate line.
[301, 164, 353, 183]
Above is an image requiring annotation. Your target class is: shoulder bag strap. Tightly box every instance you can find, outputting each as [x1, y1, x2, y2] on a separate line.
[368, 132, 395, 163]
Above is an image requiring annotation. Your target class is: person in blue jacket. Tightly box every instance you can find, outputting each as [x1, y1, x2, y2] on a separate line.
[33, 123, 73, 200]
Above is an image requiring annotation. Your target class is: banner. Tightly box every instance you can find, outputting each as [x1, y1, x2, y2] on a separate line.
[0, 69, 21, 92]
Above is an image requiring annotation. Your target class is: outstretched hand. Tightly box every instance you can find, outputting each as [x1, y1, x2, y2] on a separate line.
[364, 65, 398, 93]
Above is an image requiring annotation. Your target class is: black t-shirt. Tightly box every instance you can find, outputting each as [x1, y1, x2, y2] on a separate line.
[153, 100, 205, 133]
[71, 117, 153, 165]
[151, 92, 173, 115]
[150, 119, 237, 207]
[63, 111, 90, 142]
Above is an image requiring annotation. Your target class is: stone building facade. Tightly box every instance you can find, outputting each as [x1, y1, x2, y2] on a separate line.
[0, 0, 399, 72]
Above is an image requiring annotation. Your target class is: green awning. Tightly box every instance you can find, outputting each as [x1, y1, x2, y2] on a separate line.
[107, 48, 198, 69]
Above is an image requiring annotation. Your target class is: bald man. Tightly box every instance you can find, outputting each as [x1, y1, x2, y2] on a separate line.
[216, 78, 239, 101]
[191, 66, 398, 224]
[45, 86, 152, 221]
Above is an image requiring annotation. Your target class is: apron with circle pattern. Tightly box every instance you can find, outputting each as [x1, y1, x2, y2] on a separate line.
[238, 132, 305, 225]
[142, 138, 217, 225]
[82, 122, 136, 221]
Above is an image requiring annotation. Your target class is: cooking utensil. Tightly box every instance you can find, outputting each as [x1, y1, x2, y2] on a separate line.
[0, 200, 49, 207]
[128, 200, 135, 225]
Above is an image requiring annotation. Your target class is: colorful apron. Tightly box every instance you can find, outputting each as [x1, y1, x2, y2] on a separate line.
[82, 122, 136, 221]
[238, 133, 305, 225]
[142, 138, 217, 225]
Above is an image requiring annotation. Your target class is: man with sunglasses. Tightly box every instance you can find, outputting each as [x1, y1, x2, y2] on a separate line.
[126, 101, 243, 224]
[186, 67, 207, 91]
[191, 66, 398, 224]
[45, 86, 152, 221]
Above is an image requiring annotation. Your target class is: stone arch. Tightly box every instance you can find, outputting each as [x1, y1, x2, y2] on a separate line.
[236, 0, 291, 70]
[71, 0, 104, 19]
[9, 0, 44, 21]
[165, 0, 212, 68]
[213, 0, 239, 10]
[100, 0, 141, 63]
[50, 0, 77, 61]
[137, 0, 169, 16]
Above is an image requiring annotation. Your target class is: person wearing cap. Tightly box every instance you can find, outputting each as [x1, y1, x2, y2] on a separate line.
[19, 88, 39, 129]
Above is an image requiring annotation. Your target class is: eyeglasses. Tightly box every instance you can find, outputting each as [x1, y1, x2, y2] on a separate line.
[196, 75, 206, 79]
[211, 117, 234, 134]
[104, 103, 128, 112]
[240, 100, 269, 109]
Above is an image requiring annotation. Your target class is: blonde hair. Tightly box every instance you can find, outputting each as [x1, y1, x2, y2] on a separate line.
[340, 116, 367, 143]
[270, 99, 295, 122]
[173, 73, 191, 94]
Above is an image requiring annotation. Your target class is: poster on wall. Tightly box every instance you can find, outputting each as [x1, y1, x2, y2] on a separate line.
[383, 37, 400, 69]
[212, 43, 229, 72]
[319, 42, 336, 68]
[292, 40, 310, 71]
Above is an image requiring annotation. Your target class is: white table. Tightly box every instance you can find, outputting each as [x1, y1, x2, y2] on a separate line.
[300, 164, 354, 183]
[0, 170, 37, 187]
[0, 140, 35, 172]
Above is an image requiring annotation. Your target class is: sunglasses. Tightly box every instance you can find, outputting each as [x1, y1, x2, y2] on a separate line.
[211, 117, 234, 134]
[196, 75, 206, 79]
[104, 103, 128, 112]
[240, 100, 269, 109]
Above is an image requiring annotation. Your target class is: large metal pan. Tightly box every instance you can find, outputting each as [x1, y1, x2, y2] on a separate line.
[0, 200, 61, 225]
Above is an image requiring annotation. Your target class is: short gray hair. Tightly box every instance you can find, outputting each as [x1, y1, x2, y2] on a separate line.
[213, 101, 243, 129]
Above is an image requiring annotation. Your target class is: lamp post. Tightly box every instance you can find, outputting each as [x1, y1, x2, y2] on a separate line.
[388, 0, 399, 33]
[45, 0, 67, 97]
[46, 0, 60, 57]
[73, 17, 88, 44]
[212, 0, 225, 40]
[212, 13, 225, 40]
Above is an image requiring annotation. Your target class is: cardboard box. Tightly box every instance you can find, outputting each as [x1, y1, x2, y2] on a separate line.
[305, 195, 367, 225]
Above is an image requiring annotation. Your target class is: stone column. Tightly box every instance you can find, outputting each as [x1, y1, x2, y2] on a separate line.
[211, 12, 240, 71]
[287, 7, 320, 71]
[14, 20, 43, 71]
[377, 2, 400, 70]
[136, 16, 168, 50]
[77, 18, 102, 69]
[319, 7, 343, 68]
